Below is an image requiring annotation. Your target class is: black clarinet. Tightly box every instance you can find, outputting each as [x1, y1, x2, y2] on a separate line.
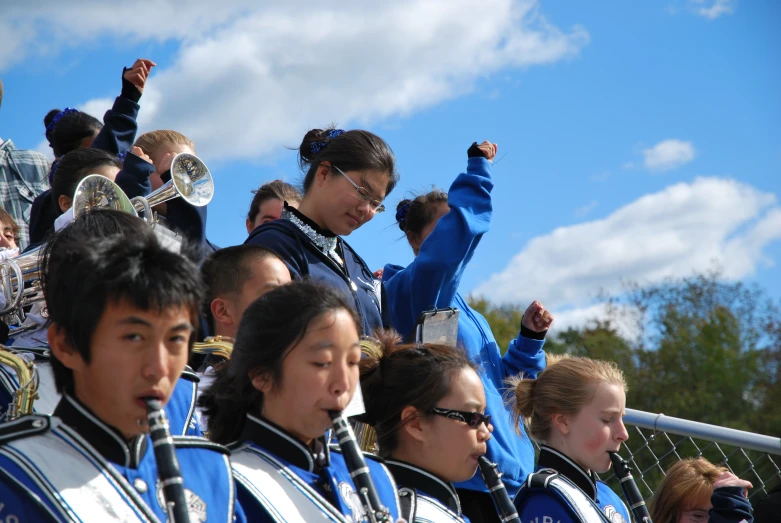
[609, 452, 653, 523]
[329, 410, 391, 523]
[477, 456, 521, 523]
[145, 397, 190, 523]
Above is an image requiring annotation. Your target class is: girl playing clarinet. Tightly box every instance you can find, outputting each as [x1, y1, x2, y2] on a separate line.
[510, 355, 631, 523]
[359, 332, 493, 523]
[199, 281, 402, 523]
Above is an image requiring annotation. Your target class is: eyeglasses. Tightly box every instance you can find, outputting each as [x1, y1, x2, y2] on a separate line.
[330, 164, 385, 213]
[430, 407, 491, 429]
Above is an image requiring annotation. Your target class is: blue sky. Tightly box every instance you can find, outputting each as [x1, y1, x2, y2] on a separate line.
[2, 0, 779, 333]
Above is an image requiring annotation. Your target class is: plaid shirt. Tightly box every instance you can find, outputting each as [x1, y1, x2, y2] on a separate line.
[0, 139, 50, 250]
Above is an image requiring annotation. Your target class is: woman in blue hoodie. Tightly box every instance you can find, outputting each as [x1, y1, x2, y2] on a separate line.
[382, 140, 553, 523]
[245, 127, 398, 336]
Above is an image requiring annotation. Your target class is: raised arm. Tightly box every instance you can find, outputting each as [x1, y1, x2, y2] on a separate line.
[502, 301, 553, 380]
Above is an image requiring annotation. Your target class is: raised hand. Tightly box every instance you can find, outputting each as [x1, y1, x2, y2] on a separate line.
[713, 471, 753, 498]
[123, 58, 156, 94]
[522, 301, 553, 333]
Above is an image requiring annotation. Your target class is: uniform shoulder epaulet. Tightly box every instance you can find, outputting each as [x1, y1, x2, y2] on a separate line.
[361, 450, 386, 463]
[180, 367, 200, 383]
[172, 435, 230, 455]
[0, 414, 51, 444]
[525, 468, 559, 489]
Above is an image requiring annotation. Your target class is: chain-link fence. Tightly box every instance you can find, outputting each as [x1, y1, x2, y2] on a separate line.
[600, 408, 781, 502]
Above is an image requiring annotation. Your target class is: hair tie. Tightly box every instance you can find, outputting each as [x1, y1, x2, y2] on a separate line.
[395, 201, 412, 225]
[309, 128, 345, 155]
[116, 152, 127, 162]
[45, 107, 78, 136]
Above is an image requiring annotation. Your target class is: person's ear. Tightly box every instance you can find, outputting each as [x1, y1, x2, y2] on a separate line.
[315, 162, 332, 187]
[251, 371, 273, 393]
[246, 218, 255, 234]
[48, 323, 84, 372]
[210, 298, 235, 329]
[58, 195, 72, 213]
[551, 412, 571, 436]
[400, 405, 426, 443]
[406, 231, 422, 254]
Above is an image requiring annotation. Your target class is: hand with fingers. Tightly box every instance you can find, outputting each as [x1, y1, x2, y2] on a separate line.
[128, 146, 153, 165]
[467, 140, 498, 162]
[713, 471, 753, 498]
[123, 58, 156, 94]
[521, 301, 554, 333]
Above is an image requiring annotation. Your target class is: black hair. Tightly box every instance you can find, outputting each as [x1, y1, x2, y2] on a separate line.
[396, 189, 448, 236]
[200, 244, 286, 327]
[42, 210, 203, 393]
[50, 148, 122, 211]
[44, 108, 103, 158]
[199, 281, 360, 444]
[358, 332, 477, 458]
[297, 127, 398, 196]
[247, 180, 302, 224]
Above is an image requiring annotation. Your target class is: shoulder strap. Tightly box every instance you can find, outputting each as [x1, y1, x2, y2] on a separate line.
[173, 435, 230, 455]
[515, 469, 612, 523]
[398, 487, 416, 523]
[180, 368, 201, 384]
[0, 414, 50, 443]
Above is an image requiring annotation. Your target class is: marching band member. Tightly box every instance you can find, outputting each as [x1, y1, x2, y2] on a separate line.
[0, 209, 244, 522]
[29, 58, 154, 246]
[359, 332, 493, 523]
[510, 355, 631, 523]
[382, 140, 551, 522]
[199, 281, 403, 522]
[1, 212, 202, 437]
[245, 127, 398, 336]
[245, 179, 302, 234]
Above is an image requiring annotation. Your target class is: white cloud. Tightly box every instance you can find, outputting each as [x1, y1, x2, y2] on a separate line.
[474, 177, 781, 310]
[574, 200, 598, 217]
[1, 1, 589, 161]
[689, 0, 736, 20]
[642, 139, 695, 172]
[549, 303, 642, 343]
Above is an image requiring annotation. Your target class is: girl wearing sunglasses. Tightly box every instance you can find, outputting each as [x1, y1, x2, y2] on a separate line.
[510, 355, 631, 523]
[199, 281, 402, 522]
[359, 333, 493, 523]
[245, 127, 398, 337]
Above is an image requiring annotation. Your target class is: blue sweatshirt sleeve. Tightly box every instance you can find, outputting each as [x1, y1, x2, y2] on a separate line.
[115, 152, 153, 198]
[502, 333, 546, 380]
[709, 487, 753, 523]
[91, 96, 140, 155]
[383, 157, 493, 338]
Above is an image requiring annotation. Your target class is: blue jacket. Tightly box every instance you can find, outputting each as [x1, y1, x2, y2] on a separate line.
[514, 446, 631, 523]
[28, 95, 140, 246]
[382, 157, 545, 493]
[245, 214, 389, 336]
[229, 414, 401, 522]
[0, 394, 243, 522]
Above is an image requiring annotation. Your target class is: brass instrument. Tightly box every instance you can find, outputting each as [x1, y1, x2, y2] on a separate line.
[0, 346, 39, 420]
[191, 336, 234, 362]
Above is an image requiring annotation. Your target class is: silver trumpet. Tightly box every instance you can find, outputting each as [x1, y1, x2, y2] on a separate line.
[1, 153, 214, 323]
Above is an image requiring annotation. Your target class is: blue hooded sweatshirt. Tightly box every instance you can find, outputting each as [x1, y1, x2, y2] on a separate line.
[382, 156, 545, 493]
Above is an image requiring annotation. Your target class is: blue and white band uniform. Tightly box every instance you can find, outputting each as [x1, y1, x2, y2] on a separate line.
[0, 393, 244, 522]
[228, 414, 402, 523]
[0, 353, 202, 436]
[385, 459, 470, 523]
[513, 445, 630, 523]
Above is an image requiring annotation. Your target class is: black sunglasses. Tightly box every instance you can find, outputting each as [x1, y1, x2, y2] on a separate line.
[430, 407, 491, 428]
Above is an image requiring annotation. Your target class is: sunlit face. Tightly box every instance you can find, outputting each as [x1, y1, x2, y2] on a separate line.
[51, 301, 193, 439]
[415, 368, 492, 483]
[246, 198, 291, 234]
[0, 224, 18, 251]
[557, 383, 628, 473]
[150, 143, 195, 191]
[314, 164, 389, 236]
[412, 202, 449, 255]
[256, 309, 361, 443]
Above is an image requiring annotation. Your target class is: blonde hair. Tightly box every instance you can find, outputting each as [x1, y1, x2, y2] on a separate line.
[508, 355, 627, 442]
[133, 130, 195, 164]
[649, 458, 728, 523]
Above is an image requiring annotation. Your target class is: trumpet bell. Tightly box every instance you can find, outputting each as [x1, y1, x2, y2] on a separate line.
[72, 175, 138, 219]
[170, 153, 213, 207]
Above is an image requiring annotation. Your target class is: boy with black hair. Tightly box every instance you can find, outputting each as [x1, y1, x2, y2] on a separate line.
[0, 210, 245, 522]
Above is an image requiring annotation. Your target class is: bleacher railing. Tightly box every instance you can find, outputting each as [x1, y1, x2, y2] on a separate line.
[602, 408, 781, 501]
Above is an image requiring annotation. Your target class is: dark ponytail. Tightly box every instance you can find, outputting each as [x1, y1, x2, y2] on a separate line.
[395, 189, 448, 235]
[358, 333, 477, 458]
[297, 127, 398, 196]
[199, 281, 360, 444]
[44, 108, 103, 158]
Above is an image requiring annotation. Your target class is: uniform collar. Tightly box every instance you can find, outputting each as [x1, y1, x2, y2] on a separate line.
[283, 202, 336, 238]
[240, 414, 329, 472]
[53, 394, 148, 468]
[537, 444, 598, 500]
[385, 459, 461, 515]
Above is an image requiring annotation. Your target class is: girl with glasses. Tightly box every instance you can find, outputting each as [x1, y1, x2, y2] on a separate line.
[358, 332, 492, 522]
[381, 140, 553, 522]
[649, 458, 753, 523]
[199, 281, 403, 522]
[245, 127, 398, 337]
[510, 355, 632, 523]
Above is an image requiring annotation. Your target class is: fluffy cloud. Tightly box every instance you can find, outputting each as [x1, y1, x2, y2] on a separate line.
[474, 177, 781, 312]
[689, 0, 736, 20]
[642, 139, 696, 172]
[2, 1, 588, 160]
